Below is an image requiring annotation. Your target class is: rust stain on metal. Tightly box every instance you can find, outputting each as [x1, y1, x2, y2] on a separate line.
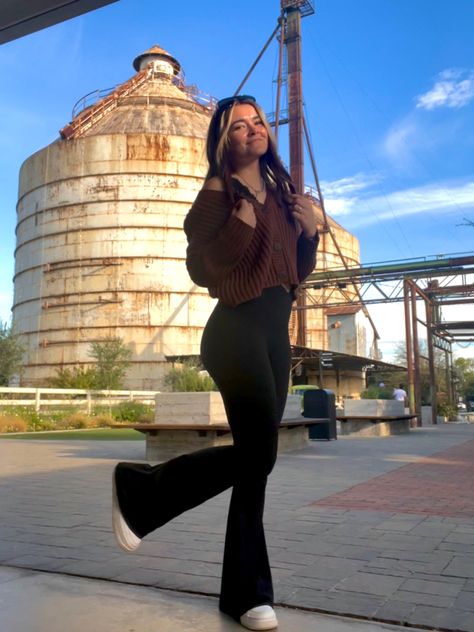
[126, 134, 170, 160]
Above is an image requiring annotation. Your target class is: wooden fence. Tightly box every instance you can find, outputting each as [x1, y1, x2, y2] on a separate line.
[0, 387, 158, 414]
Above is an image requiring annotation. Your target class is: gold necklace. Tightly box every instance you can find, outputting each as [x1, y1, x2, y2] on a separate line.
[237, 174, 266, 197]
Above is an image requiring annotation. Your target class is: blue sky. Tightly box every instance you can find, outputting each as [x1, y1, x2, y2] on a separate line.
[0, 0, 473, 359]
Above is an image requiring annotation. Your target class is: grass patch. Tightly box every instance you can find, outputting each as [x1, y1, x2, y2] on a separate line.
[0, 428, 144, 441]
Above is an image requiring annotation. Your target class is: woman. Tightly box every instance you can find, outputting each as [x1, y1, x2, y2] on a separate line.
[112, 95, 319, 631]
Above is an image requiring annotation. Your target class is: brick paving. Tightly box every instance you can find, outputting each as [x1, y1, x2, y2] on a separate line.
[1, 424, 474, 631]
[313, 439, 474, 517]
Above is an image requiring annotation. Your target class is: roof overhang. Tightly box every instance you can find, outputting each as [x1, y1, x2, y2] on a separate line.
[290, 345, 406, 373]
[0, 0, 118, 45]
[165, 348, 406, 375]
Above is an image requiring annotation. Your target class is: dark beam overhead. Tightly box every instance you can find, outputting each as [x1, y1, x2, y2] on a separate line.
[0, 0, 118, 45]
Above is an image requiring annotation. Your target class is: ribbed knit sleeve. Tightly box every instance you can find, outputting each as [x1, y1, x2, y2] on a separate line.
[296, 231, 319, 282]
[183, 189, 255, 287]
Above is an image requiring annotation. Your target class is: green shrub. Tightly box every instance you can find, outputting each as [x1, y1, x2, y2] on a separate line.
[0, 403, 148, 432]
[48, 366, 99, 389]
[360, 385, 392, 400]
[61, 412, 92, 429]
[0, 321, 24, 385]
[437, 403, 458, 421]
[111, 401, 154, 423]
[164, 362, 217, 392]
[25, 411, 44, 431]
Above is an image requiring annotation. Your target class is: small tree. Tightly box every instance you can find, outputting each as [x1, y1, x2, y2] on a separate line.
[454, 357, 474, 400]
[89, 337, 132, 390]
[0, 321, 24, 385]
[393, 340, 447, 405]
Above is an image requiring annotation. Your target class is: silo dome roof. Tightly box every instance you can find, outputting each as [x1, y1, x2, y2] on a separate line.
[60, 45, 214, 140]
[133, 44, 181, 74]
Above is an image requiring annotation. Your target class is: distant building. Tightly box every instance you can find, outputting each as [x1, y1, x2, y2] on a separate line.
[326, 305, 368, 357]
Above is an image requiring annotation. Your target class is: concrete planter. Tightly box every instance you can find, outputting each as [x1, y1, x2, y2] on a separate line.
[154, 392, 302, 426]
[343, 398, 404, 416]
[147, 392, 308, 460]
[339, 398, 410, 437]
[339, 418, 410, 437]
[155, 392, 227, 426]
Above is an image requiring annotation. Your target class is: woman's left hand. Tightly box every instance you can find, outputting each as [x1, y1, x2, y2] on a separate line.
[290, 194, 319, 239]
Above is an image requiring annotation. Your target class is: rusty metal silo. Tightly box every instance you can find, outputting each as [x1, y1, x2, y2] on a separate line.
[13, 45, 216, 388]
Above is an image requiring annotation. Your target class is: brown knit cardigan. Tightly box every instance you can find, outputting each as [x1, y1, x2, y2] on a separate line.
[183, 186, 318, 307]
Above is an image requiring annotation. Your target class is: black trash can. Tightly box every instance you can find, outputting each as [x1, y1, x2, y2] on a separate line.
[302, 389, 337, 440]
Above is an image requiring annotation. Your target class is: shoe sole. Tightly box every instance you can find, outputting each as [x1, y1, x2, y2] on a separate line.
[239, 618, 278, 631]
[112, 467, 141, 552]
[240, 612, 278, 631]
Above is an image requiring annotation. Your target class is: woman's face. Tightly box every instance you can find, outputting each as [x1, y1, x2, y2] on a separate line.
[226, 103, 269, 166]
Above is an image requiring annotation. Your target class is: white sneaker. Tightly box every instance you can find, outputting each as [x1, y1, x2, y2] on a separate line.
[112, 468, 141, 552]
[240, 605, 278, 630]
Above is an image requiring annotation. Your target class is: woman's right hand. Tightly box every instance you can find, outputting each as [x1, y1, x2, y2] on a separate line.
[232, 198, 256, 228]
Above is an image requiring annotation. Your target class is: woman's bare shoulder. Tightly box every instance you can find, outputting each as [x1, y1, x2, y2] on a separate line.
[203, 177, 225, 191]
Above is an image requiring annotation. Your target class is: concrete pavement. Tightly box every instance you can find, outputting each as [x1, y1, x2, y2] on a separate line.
[0, 565, 429, 632]
[1, 423, 474, 631]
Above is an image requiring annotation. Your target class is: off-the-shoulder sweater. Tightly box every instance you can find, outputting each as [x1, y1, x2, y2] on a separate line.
[183, 185, 318, 307]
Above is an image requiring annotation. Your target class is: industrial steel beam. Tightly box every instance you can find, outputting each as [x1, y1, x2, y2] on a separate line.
[0, 0, 118, 44]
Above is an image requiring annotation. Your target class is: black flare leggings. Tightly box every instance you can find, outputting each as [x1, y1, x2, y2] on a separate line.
[116, 286, 293, 620]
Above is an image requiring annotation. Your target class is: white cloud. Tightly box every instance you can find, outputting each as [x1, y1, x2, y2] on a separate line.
[416, 69, 474, 110]
[324, 197, 356, 217]
[319, 175, 474, 228]
[382, 118, 418, 164]
[320, 172, 383, 217]
[382, 71, 474, 166]
[352, 179, 474, 228]
[438, 69, 463, 81]
[321, 172, 383, 197]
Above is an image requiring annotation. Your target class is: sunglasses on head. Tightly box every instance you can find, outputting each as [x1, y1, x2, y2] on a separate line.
[216, 95, 256, 110]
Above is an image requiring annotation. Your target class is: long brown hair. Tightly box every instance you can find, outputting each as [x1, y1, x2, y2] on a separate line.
[205, 96, 295, 210]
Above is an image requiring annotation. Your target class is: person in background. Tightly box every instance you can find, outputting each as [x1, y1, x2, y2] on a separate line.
[112, 94, 319, 631]
[393, 383, 408, 405]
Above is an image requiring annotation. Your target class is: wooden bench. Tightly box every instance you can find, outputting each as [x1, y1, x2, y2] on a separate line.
[336, 414, 417, 437]
[112, 417, 331, 460]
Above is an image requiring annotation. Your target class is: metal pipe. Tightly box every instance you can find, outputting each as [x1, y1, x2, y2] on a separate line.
[426, 300, 438, 424]
[274, 15, 285, 142]
[284, 7, 306, 346]
[233, 22, 281, 95]
[403, 279, 415, 416]
[306, 255, 474, 283]
[285, 7, 304, 194]
[445, 349, 452, 406]
[410, 281, 422, 426]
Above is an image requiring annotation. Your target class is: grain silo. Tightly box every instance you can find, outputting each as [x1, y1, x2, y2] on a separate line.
[13, 43, 365, 391]
[13, 45, 216, 389]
